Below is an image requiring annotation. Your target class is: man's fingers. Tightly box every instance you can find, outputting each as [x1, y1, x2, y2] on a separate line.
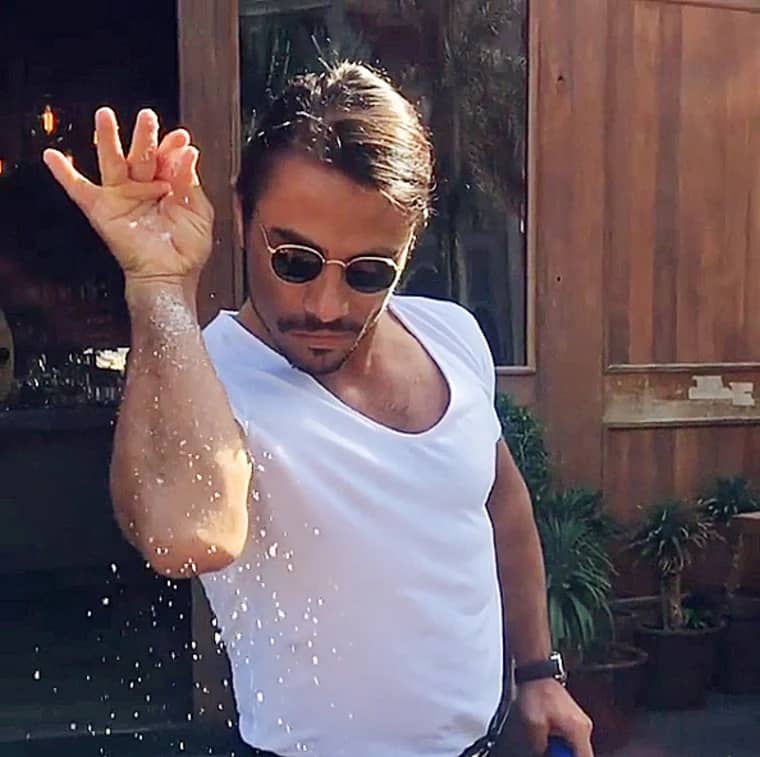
[165, 147, 209, 212]
[157, 128, 191, 160]
[120, 180, 173, 202]
[43, 149, 99, 213]
[524, 717, 549, 755]
[156, 135, 193, 185]
[95, 108, 128, 186]
[127, 109, 160, 183]
[568, 718, 594, 757]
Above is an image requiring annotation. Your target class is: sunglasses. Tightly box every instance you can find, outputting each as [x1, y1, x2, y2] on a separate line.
[260, 225, 401, 294]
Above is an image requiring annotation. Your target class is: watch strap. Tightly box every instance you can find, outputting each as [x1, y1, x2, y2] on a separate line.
[514, 652, 566, 686]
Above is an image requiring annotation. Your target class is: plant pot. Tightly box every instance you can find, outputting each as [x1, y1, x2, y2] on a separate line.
[610, 596, 661, 629]
[635, 620, 726, 710]
[717, 591, 760, 694]
[611, 607, 636, 645]
[567, 642, 648, 755]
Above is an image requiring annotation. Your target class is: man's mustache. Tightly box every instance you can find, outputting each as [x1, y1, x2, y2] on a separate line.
[278, 315, 361, 335]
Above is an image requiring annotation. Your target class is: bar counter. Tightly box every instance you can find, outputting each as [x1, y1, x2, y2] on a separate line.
[0, 405, 117, 433]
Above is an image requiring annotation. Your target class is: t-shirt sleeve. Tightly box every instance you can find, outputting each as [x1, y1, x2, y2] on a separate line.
[202, 320, 251, 438]
[456, 306, 503, 445]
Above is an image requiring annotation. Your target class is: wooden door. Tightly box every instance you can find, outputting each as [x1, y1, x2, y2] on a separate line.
[533, 0, 760, 579]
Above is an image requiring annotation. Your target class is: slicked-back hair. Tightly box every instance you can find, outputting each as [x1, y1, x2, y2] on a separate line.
[236, 61, 434, 239]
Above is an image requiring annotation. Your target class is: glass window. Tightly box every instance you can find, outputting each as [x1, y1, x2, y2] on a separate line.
[239, 0, 529, 365]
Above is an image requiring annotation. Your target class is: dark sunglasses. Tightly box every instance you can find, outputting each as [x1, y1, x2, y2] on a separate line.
[260, 225, 401, 295]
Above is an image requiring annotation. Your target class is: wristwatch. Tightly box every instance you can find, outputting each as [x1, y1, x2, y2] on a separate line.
[514, 652, 567, 687]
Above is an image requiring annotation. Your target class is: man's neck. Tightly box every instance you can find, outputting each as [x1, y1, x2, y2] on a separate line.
[234, 299, 389, 381]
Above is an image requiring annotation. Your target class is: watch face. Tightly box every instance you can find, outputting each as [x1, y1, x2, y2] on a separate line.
[550, 652, 568, 683]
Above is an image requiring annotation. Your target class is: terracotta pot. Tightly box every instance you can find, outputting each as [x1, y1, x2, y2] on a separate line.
[567, 643, 648, 754]
[635, 620, 726, 709]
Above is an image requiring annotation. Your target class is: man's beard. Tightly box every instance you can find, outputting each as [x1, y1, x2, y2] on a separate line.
[250, 300, 377, 376]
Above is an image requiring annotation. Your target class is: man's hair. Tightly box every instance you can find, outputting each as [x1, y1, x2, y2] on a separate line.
[236, 61, 434, 239]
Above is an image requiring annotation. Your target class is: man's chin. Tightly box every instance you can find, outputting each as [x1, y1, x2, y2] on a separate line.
[285, 346, 352, 376]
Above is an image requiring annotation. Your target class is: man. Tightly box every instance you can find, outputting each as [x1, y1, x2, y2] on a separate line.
[44, 62, 593, 757]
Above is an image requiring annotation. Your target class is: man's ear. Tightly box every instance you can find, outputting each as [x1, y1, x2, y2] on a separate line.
[232, 192, 245, 249]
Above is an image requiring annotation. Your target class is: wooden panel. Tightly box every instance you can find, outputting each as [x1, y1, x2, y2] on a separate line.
[178, 0, 241, 726]
[496, 370, 536, 408]
[532, 0, 607, 487]
[178, 0, 243, 326]
[641, 0, 760, 11]
[604, 1, 760, 365]
[605, 366, 760, 427]
[604, 425, 760, 522]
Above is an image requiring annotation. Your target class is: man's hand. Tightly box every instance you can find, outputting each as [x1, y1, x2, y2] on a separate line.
[516, 679, 594, 757]
[42, 107, 214, 283]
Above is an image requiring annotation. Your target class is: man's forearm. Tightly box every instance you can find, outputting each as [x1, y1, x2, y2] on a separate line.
[491, 477, 552, 665]
[111, 279, 251, 575]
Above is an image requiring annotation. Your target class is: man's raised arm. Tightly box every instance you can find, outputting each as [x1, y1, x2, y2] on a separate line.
[44, 107, 252, 577]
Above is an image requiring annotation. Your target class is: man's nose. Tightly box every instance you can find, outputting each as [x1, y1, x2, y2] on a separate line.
[302, 265, 350, 324]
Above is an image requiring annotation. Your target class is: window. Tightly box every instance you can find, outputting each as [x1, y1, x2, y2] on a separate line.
[239, 0, 529, 365]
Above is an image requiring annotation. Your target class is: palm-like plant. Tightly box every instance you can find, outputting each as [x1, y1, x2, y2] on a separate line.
[629, 500, 720, 630]
[537, 504, 614, 663]
[541, 488, 621, 540]
[698, 475, 759, 595]
[698, 476, 760, 524]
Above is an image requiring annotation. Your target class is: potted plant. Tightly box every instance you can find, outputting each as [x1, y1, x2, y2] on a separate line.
[698, 476, 760, 693]
[496, 397, 648, 749]
[495, 393, 551, 509]
[629, 499, 724, 709]
[697, 476, 759, 593]
[536, 489, 647, 754]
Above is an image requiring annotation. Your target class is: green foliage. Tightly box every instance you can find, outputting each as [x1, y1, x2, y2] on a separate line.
[239, 9, 372, 142]
[441, 0, 527, 213]
[495, 393, 552, 508]
[682, 607, 709, 630]
[540, 488, 621, 540]
[536, 503, 614, 661]
[495, 395, 616, 660]
[629, 499, 720, 579]
[681, 602, 715, 631]
[698, 476, 760, 524]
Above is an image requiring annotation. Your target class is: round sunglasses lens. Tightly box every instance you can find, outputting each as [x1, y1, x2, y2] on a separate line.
[272, 248, 323, 284]
[346, 260, 397, 293]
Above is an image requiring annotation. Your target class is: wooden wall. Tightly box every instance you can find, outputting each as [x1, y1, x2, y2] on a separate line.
[178, 0, 244, 326]
[532, 0, 760, 533]
[178, 0, 241, 726]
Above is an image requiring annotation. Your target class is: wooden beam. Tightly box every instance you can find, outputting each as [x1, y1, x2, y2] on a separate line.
[178, 0, 244, 326]
[532, 0, 607, 488]
[178, 0, 241, 728]
[636, 0, 760, 13]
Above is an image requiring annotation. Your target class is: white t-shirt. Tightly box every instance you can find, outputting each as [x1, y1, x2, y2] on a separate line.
[200, 295, 504, 757]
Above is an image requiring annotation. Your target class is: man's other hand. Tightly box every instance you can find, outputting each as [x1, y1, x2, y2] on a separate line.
[516, 679, 594, 757]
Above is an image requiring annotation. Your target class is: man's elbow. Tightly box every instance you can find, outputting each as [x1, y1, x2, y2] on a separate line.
[141, 525, 248, 578]
[147, 539, 240, 578]
[112, 497, 248, 578]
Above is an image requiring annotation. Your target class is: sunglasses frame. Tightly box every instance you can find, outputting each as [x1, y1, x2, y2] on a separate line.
[259, 225, 402, 294]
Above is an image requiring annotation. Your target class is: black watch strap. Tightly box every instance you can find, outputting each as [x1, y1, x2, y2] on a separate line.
[514, 652, 567, 686]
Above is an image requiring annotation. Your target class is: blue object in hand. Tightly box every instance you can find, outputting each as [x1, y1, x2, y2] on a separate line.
[545, 736, 575, 757]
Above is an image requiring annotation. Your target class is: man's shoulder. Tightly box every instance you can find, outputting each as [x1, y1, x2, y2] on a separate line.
[391, 294, 479, 330]
[201, 311, 276, 382]
[392, 295, 486, 347]
[202, 311, 238, 363]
